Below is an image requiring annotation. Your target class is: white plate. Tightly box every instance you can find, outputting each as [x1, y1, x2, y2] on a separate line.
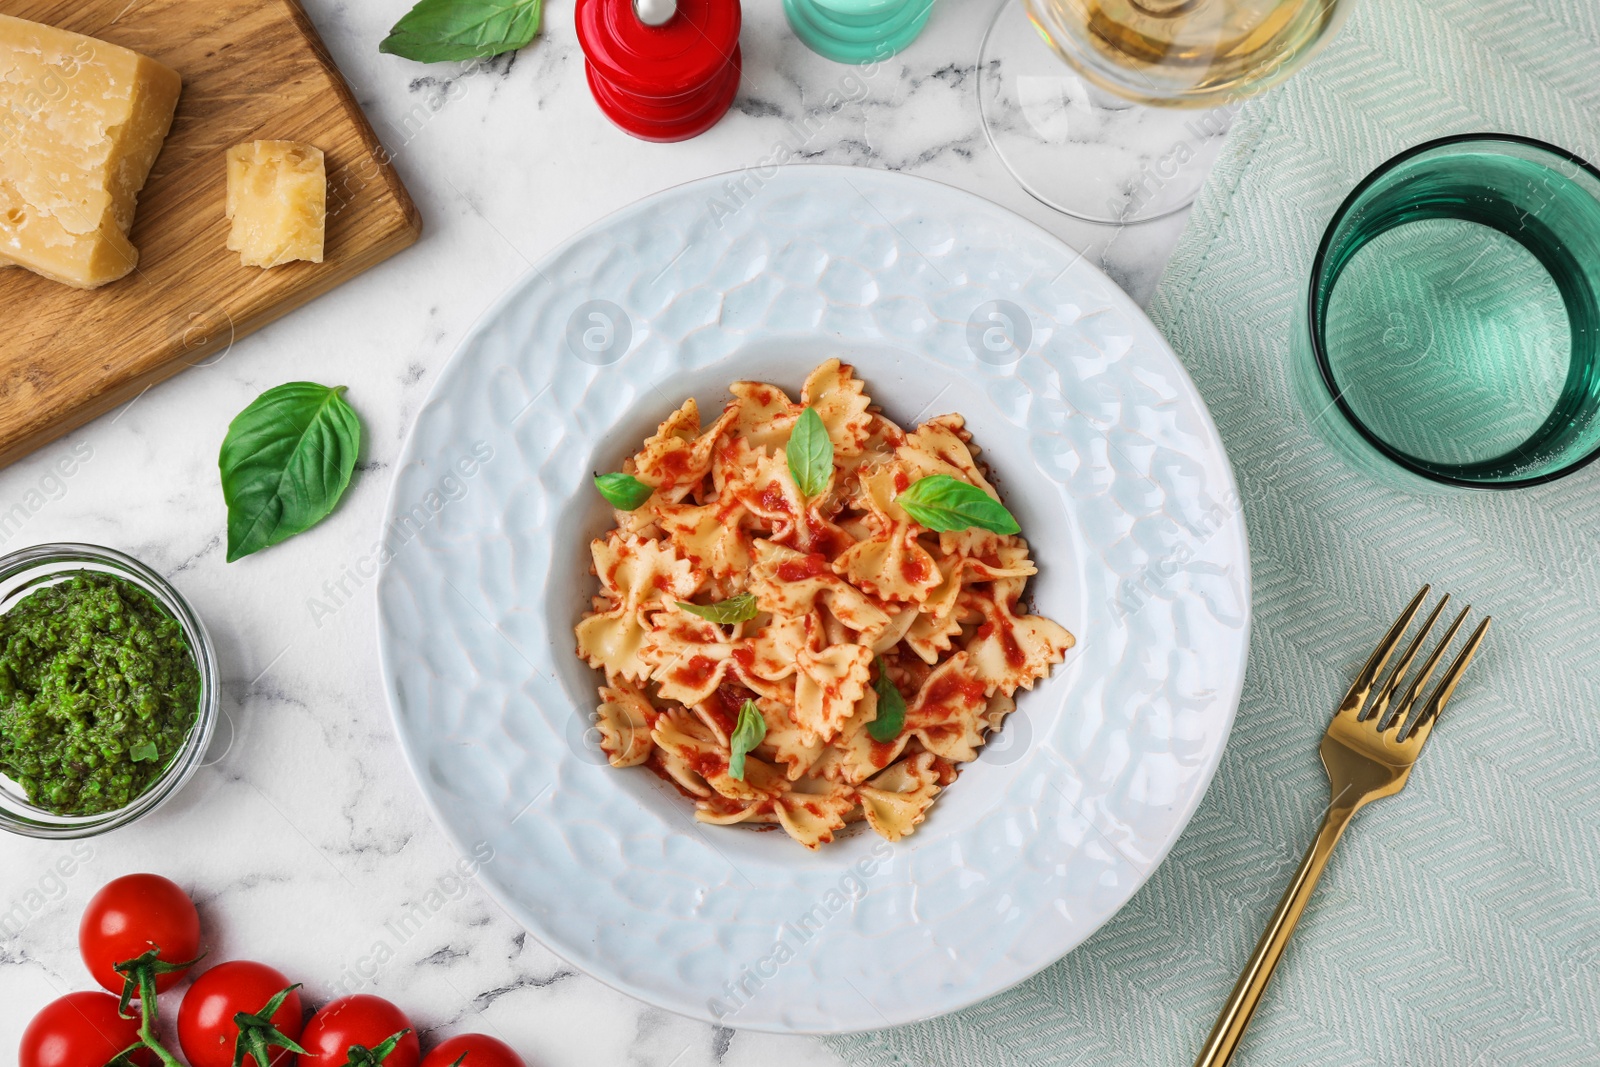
[376, 165, 1250, 1034]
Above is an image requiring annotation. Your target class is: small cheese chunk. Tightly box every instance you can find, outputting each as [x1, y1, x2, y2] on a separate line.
[225, 140, 326, 269]
[0, 15, 182, 289]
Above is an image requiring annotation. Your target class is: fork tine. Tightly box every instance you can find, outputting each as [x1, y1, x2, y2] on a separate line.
[1402, 616, 1491, 744]
[1389, 605, 1470, 739]
[1370, 595, 1449, 728]
[1337, 585, 1430, 719]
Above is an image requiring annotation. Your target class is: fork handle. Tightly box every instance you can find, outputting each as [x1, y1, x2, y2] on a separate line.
[1192, 803, 1360, 1067]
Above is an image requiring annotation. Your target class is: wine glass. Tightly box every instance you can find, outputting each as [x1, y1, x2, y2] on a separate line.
[978, 0, 1351, 223]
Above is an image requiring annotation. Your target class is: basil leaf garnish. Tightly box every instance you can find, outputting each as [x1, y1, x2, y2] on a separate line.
[729, 699, 767, 781]
[786, 407, 833, 499]
[594, 472, 653, 511]
[897, 474, 1020, 534]
[379, 0, 544, 63]
[676, 593, 758, 624]
[219, 382, 362, 562]
[867, 658, 906, 742]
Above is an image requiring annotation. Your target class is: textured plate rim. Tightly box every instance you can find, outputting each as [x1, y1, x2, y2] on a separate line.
[375, 163, 1251, 1034]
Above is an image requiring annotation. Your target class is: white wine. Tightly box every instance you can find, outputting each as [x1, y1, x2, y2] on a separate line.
[1023, 0, 1347, 107]
[978, 0, 1349, 220]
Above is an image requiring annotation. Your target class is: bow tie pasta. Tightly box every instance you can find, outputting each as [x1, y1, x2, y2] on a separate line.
[575, 360, 1073, 849]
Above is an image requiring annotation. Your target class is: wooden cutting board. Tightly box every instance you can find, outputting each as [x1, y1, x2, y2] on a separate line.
[0, 0, 422, 467]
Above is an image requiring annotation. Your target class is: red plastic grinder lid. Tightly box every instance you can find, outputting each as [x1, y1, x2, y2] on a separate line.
[577, 0, 742, 100]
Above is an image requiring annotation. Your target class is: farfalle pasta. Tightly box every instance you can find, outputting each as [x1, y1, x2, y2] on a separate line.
[574, 360, 1074, 850]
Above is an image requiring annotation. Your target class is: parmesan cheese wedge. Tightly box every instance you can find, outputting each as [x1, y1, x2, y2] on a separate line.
[0, 14, 181, 289]
[225, 140, 326, 269]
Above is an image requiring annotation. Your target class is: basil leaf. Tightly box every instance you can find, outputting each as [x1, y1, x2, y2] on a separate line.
[676, 593, 758, 624]
[729, 699, 767, 781]
[128, 741, 159, 763]
[379, 0, 543, 63]
[897, 474, 1020, 534]
[867, 658, 906, 742]
[219, 383, 362, 563]
[786, 407, 833, 499]
[594, 472, 652, 511]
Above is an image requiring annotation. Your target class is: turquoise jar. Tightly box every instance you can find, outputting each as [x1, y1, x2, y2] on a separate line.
[784, 0, 935, 63]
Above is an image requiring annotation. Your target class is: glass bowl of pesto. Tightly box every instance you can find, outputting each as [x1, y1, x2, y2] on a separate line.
[0, 544, 218, 839]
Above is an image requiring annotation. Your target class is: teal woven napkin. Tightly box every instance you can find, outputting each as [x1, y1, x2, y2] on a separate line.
[827, 0, 1600, 1063]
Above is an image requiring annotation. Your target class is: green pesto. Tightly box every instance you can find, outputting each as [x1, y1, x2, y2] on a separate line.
[0, 572, 201, 815]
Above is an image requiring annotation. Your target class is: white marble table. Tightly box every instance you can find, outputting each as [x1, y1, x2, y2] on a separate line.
[0, 1, 1205, 1062]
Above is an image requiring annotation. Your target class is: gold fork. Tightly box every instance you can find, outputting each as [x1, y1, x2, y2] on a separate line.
[1193, 586, 1491, 1067]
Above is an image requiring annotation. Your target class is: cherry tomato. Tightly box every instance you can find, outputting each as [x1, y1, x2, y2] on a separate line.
[299, 995, 420, 1067]
[19, 991, 154, 1067]
[421, 1035, 526, 1067]
[178, 960, 304, 1067]
[80, 873, 201, 997]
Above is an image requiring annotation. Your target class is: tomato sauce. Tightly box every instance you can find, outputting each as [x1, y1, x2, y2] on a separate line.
[920, 671, 987, 719]
[704, 680, 755, 735]
[656, 448, 692, 481]
[869, 739, 899, 768]
[671, 655, 720, 691]
[665, 621, 704, 644]
[807, 520, 853, 559]
[689, 751, 728, 780]
[999, 623, 1026, 669]
[760, 486, 790, 514]
[900, 552, 931, 585]
[776, 553, 831, 582]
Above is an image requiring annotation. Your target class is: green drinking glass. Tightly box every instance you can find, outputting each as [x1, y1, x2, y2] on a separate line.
[1295, 134, 1600, 491]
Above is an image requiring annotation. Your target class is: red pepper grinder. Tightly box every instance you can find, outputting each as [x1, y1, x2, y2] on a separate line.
[576, 0, 743, 143]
